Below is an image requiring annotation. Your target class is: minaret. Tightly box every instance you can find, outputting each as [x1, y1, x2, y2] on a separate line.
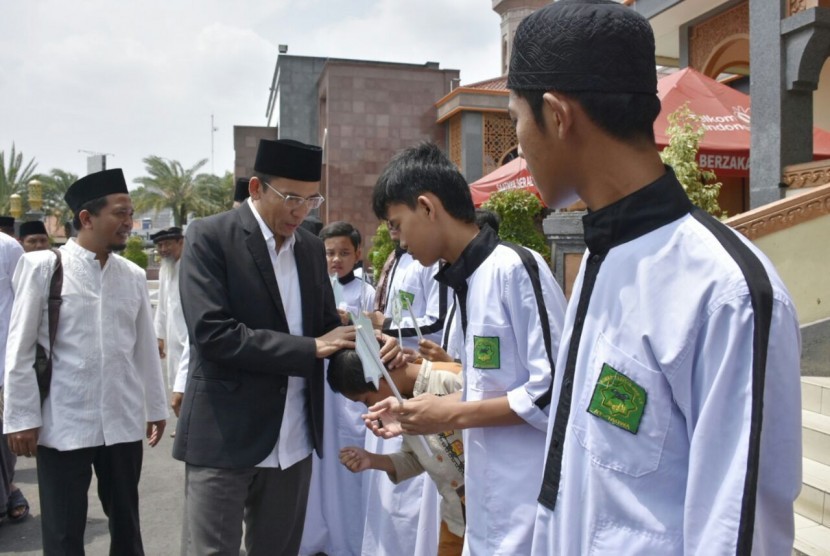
[493, 0, 551, 76]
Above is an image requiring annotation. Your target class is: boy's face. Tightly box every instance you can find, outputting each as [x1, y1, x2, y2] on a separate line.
[508, 91, 577, 208]
[385, 201, 438, 267]
[346, 379, 393, 407]
[324, 236, 360, 278]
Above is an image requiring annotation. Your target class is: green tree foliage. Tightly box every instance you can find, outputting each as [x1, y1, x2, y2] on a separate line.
[40, 169, 78, 230]
[189, 171, 235, 218]
[131, 156, 213, 226]
[0, 143, 38, 214]
[122, 235, 148, 269]
[369, 222, 395, 282]
[482, 189, 551, 261]
[659, 103, 724, 217]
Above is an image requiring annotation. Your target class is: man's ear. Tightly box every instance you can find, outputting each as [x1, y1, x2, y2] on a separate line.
[248, 176, 263, 200]
[417, 194, 437, 219]
[542, 91, 573, 140]
[78, 209, 94, 230]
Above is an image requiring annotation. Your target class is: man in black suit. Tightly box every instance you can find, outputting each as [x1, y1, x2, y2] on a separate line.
[174, 139, 367, 555]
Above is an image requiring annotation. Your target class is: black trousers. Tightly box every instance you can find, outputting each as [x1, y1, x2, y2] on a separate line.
[37, 441, 144, 556]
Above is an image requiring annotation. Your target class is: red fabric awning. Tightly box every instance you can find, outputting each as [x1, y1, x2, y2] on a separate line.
[470, 67, 830, 205]
[469, 157, 545, 208]
[655, 67, 830, 177]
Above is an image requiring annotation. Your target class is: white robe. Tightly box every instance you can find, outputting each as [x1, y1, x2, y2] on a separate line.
[300, 277, 376, 556]
[154, 259, 188, 387]
[361, 254, 441, 555]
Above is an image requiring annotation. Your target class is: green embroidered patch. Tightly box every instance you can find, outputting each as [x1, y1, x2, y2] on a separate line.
[399, 290, 415, 309]
[587, 364, 647, 434]
[472, 336, 500, 369]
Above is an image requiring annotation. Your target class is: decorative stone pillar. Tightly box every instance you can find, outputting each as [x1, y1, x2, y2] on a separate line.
[543, 210, 587, 297]
[750, 0, 830, 208]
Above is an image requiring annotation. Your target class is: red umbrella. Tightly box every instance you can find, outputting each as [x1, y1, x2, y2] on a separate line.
[469, 157, 545, 208]
[655, 67, 830, 177]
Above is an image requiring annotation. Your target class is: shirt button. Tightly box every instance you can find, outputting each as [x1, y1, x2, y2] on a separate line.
[279, 387, 287, 395]
[451, 480, 458, 488]
[436, 454, 444, 462]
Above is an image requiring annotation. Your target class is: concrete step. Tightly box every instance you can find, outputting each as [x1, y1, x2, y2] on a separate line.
[803, 377, 830, 417]
[804, 410, 830, 468]
[797, 458, 830, 525]
[794, 513, 830, 556]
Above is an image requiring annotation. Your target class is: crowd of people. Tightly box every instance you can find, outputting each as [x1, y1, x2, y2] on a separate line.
[1, 1, 803, 555]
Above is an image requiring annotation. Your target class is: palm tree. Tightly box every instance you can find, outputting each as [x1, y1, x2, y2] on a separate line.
[0, 143, 38, 214]
[190, 171, 235, 218]
[40, 169, 79, 234]
[131, 156, 209, 227]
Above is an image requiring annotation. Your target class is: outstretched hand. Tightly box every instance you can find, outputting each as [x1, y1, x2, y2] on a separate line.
[363, 396, 404, 438]
[339, 446, 372, 473]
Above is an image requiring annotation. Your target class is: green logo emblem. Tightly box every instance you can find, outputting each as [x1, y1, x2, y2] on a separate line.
[473, 336, 500, 369]
[586, 364, 647, 434]
[399, 290, 415, 310]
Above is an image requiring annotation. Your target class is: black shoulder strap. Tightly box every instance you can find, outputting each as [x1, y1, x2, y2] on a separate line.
[501, 242, 555, 409]
[45, 248, 63, 371]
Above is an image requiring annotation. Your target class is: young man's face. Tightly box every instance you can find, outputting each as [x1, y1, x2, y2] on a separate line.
[385, 202, 438, 266]
[345, 379, 394, 408]
[88, 193, 134, 252]
[21, 234, 50, 252]
[156, 238, 184, 261]
[508, 91, 575, 208]
[252, 176, 320, 242]
[324, 236, 360, 278]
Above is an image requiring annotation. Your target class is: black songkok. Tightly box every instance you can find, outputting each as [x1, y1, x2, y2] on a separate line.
[150, 227, 183, 243]
[0, 216, 14, 228]
[19, 220, 48, 238]
[234, 177, 251, 202]
[65, 169, 129, 214]
[254, 139, 322, 182]
[508, 0, 657, 95]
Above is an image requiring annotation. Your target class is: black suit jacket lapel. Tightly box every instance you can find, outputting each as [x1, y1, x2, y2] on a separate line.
[294, 231, 316, 337]
[240, 203, 289, 327]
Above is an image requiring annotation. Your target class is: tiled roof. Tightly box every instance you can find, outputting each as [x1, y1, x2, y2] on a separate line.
[463, 76, 508, 91]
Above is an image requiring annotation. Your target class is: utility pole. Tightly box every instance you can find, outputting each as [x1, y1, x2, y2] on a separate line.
[211, 114, 218, 175]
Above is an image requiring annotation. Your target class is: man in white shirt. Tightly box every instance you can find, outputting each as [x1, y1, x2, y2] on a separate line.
[151, 226, 186, 390]
[4, 168, 168, 555]
[0, 232, 27, 525]
[506, 2, 802, 553]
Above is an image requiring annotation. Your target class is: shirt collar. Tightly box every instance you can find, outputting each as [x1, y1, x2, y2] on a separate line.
[582, 166, 693, 255]
[338, 271, 356, 285]
[248, 197, 296, 253]
[64, 237, 98, 260]
[435, 225, 499, 291]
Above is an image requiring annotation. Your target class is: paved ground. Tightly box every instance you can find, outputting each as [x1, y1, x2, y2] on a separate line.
[0, 417, 184, 555]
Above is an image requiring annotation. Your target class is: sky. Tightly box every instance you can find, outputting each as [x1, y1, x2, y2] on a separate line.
[0, 0, 502, 187]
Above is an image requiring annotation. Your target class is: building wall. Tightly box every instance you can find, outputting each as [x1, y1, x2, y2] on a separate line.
[317, 61, 459, 266]
[754, 211, 830, 325]
[275, 56, 330, 145]
[815, 60, 830, 131]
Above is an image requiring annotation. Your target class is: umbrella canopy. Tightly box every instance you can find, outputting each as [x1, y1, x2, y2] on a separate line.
[655, 67, 830, 177]
[469, 157, 545, 208]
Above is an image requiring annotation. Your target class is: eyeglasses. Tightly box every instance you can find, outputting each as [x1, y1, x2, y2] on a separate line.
[264, 182, 325, 210]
